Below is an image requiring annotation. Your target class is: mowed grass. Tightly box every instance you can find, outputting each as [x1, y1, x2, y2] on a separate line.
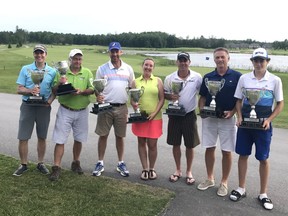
[0, 154, 174, 216]
[0, 44, 287, 128]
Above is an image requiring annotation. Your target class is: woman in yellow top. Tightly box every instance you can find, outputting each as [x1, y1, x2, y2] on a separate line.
[131, 58, 164, 180]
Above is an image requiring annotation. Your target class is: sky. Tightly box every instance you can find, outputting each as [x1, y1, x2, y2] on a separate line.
[1, 0, 286, 43]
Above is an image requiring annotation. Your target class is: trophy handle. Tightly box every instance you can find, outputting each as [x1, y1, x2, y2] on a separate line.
[204, 78, 209, 88]
[220, 79, 225, 90]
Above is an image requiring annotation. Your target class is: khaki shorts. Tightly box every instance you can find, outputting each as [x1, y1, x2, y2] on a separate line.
[95, 105, 128, 137]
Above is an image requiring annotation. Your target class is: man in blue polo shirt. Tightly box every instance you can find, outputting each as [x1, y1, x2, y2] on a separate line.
[197, 47, 242, 197]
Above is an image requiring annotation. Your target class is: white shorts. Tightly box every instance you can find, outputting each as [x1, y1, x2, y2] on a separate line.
[52, 106, 89, 144]
[201, 116, 236, 152]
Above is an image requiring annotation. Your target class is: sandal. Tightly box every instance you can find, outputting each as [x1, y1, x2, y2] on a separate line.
[148, 169, 157, 180]
[229, 190, 246, 202]
[258, 196, 273, 210]
[169, 174, 181, 182]
[140, 170, 149, 181]
[186, 177, 195, 185]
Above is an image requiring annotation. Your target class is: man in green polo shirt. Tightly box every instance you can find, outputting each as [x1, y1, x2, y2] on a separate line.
[49, 49, 94, 181]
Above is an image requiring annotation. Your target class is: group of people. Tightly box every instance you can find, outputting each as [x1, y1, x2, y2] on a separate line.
[14, 43, 283, 211]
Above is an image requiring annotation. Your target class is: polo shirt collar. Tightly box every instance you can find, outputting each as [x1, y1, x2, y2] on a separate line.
[109, 60, 123, 70]
[213, 67, 231, 76]
[139, 74, 155, 81]
[32, 62, 47, 71]
[251, 70, 270, 81]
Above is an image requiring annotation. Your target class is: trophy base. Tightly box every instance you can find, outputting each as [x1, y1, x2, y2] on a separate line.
[56, 83, 77, 96]
[200, 107, 225, 118]
[26, 96, 48, 106]
[164, 105, 186, 116]
[90, 103, 113, 115]
[239, 118, 265, 130]
[127, 112, 148, 124]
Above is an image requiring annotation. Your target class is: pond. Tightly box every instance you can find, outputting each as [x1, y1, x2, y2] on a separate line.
[145, 52, 288, 73]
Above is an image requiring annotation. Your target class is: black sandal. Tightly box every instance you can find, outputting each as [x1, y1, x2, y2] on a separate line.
[229, 190, 246, 202]
[140, 170, 149, 180]
[149, 169, 157, 180]
[258, 196, 273, 210]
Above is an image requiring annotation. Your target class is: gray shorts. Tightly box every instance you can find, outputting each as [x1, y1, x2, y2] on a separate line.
[17, 102, 51, 140]
[95, 105, 128, 137]
[52, 106, 89, 144]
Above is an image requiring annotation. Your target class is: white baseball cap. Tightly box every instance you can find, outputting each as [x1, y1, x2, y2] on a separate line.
[250, 48, 270, 60]
[69, 49, 83, 58]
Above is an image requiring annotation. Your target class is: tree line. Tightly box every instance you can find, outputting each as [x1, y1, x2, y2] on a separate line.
[1, 26, 288, 50]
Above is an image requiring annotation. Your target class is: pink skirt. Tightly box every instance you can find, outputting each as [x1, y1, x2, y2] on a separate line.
[132, 119, 163, 139]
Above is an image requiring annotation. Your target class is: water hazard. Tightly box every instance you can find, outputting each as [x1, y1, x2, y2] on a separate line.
[146, 53, 288, 73]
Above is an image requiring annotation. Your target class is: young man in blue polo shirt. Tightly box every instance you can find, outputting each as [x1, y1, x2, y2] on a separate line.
[197, 47, 242, 196]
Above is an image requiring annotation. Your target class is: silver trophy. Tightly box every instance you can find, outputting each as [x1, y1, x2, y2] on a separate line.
[239, 88, 264, 129]
[27, 69, 47, 104]
[165, 81, 185, 116]
[201, 78, 225, 118]
[90, 79, 112, 114]
[54, 60, 76, 95]
[127, 86, 148, 123]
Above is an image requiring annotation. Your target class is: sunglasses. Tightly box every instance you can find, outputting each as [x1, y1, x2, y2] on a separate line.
[253, 58, 265, 63]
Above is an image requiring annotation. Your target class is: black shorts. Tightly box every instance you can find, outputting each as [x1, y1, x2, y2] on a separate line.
[167, 111, 200, 148]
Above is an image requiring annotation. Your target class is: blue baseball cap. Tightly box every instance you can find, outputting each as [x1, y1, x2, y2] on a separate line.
[108, 42, 121, 51]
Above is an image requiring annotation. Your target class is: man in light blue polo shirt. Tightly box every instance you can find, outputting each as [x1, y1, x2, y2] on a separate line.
[14, 44, 57, 177]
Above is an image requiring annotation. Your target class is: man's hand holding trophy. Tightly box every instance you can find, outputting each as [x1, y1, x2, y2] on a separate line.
[200, 78, 225, 118]
[90, 79, 112, 114]
[127, 86, 148, 123]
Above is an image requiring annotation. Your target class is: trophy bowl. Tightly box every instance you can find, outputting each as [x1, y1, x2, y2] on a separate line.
[200, 78, 225, 118]
[90, 79, 112, 115]
[54, 60, 77, 96]
[239, 88, 265, 130]
[164, 81, 186, 116]
[93, 79, 107, 94]
[127, 87, 148, 123]
[27, 69, 47, 105]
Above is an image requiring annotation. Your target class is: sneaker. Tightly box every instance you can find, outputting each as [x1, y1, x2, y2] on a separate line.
[37, 163, 50, 175]
[71, 160, 83, 175]
[92, 162, 104, 177]
[13, 164, 28, 176]
[49, 166, 61, 181]
[116, 162, 129, 177]
[197, 179, 215, 190]
[217, 183, 228, 197]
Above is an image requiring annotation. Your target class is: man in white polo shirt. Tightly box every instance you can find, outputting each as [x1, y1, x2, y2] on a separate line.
[92, 42, 135, 177]
[229, 48, 284, 211]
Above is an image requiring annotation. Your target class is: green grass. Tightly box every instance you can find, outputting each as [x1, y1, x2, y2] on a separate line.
[1, 44, 286, 128]
[0, 154, 174, 216]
